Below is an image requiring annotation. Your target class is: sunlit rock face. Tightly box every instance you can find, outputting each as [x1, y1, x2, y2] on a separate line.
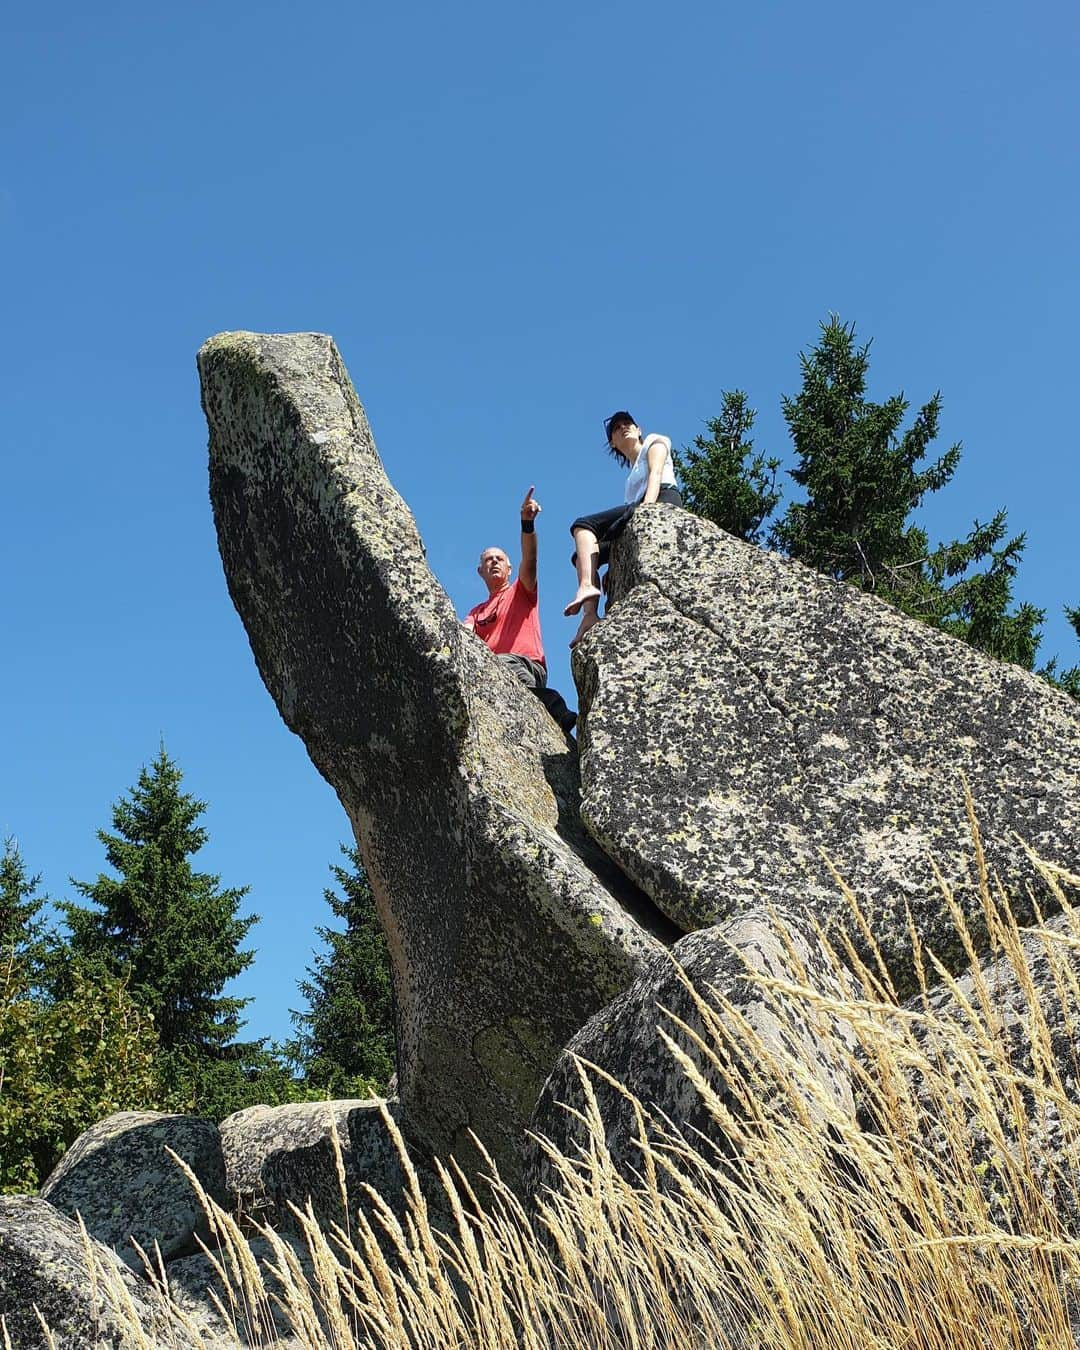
[573, 505, 1080, 988]
[218, 1099, 408, 1232]
[39, 1111, 226, 1270]
[198, 332, 670, 1186]
[527, 905, 861, 1194]
[0, 1195, 213, 1349]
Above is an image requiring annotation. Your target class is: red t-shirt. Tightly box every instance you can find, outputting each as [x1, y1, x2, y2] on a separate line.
[464, 580, 546, 666]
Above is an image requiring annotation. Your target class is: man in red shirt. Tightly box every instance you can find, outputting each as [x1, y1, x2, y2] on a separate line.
[463, 487, 577, 734]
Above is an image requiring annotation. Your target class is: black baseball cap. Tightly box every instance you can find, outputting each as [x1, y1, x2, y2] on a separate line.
[603, 410, 635, 442]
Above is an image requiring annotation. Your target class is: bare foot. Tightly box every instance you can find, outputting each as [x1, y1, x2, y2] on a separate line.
[569, 612, 601, 648]
[563, 585, 602, 617]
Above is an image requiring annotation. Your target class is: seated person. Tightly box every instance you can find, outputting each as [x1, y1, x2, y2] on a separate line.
[463, 487, 577, 734]
[564, 411, 682, 647]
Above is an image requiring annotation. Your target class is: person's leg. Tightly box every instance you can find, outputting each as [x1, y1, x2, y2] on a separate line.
[569, 584, 600, 647]
[535, 686, 578, 734]
[564, 505, 625, 622]
[497, 655, 577, 733]
[496, 653, 545, 689]
[564, 527, 602, 618]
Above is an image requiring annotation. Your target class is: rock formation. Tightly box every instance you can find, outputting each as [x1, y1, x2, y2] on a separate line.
[575, 505, 1080, 989]
[528, 906, 861, 1192]
[0, 1195, 218, 1349]
[900, 904, 1080, 1233]
[197, 332, 676, 1185]
[39, 1111, 226, 1271]
[4, 330, 1079, 1339]
[219, 1098, 408, 1232]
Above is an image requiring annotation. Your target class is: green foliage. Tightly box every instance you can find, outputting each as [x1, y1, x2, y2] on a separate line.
[674, 391, 781, 543]
[289, 846, 395, 1097]
[1041, 605, 1080, 700]
[771, 317, 1042, 666]
[771, 317, 961, 584]
[1, 839, 50, 982]
[160, 1042, 326, 1122]
[0, 957, 161, 1192]
[60, 746, 257, 1056]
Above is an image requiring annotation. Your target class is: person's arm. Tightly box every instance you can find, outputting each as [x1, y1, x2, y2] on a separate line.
[641, 437, 671, 505]
[519, 485, 541, 590]
[462, 612, 477, 632]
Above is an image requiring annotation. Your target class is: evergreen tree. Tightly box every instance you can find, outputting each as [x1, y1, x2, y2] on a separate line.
[674, 391, 781, 543]
[60, 746, 257, 1057]
[1041, 605, 1080, 700]
[771, 317, 1042, 665]
[771, 317, 961, 585]
[0, 839, 50, 979]
[290, 846, 394, 1096]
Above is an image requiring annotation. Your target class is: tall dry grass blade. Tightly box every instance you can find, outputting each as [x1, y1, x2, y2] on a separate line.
[31, 1308, 56, 1350]
[820, 849, 899, 1002]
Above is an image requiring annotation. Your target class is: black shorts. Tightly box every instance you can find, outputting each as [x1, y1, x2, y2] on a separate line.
[570, 486, 682, 565]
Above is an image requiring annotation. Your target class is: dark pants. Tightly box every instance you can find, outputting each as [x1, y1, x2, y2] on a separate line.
[497, 654, 577, 734]
[570, 487, 683, 566]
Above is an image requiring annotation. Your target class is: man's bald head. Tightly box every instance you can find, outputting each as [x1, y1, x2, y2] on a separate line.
[478, 547, 512, 596]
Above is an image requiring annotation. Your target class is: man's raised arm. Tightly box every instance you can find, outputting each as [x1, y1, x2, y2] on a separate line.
[519, 485, 541, 591]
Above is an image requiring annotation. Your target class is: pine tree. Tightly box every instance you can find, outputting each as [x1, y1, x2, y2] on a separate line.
[1041, 605, 1080, 700]
[674, 391, 781, 543]
[771, 317, 1042, 665]
[290, 846, 394, 1096]
[771, 317, 961, 585]
[59, 746, 257, 1057]
[0, 839, 50, 980]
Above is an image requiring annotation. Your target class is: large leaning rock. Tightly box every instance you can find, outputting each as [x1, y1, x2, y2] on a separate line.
[575, 507, 1080, 988]
[40, 1111, 226, 1270]
[198, 332, 674, 1185]
[527, 906, 860, 1194]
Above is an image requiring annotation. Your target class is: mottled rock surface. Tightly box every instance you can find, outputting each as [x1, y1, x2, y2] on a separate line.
[575, 506, 1080, 987]
[167, 1234, 310, 1347]
[198, 332, 672, 1185]
[219, 1098, 409, 1231]
[0, 1195, 212, 1349]
[39, 1111, 225, 1270]
[898, 909, 1080, 1231]
[527, 907, 859, 1192]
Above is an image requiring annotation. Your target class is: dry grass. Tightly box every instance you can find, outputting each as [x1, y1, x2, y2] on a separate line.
[28, 816, 1080, 1348]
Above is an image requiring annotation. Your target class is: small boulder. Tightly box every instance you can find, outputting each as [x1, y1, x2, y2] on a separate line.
[897, 909, 1080, 1232]
[527, 906, 859, 1193]
[40, 1111, 226, 1271]
[0, 1194, 211, 1349]
[219, 1098, 409, 1232]
[167, 1234, 311, 1347]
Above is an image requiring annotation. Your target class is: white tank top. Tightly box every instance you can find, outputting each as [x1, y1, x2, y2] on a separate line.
[624, 433, 678, 504]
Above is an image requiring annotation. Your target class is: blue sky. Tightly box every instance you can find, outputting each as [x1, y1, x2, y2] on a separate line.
[3, 0, 1077, 1045]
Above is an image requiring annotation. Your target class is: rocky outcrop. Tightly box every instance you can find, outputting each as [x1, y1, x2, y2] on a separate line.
[898, 908, 1080, 1232]
[528, 906, 860, 1192]
[198, 332, 674, 1185]
[0, 1195, 216, 1349]
[167, 1234, 310, 1347]
[575, 506, 1080, 989]
[219, 1098, 409, 1231]
[39, 1111, 226, 1270]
